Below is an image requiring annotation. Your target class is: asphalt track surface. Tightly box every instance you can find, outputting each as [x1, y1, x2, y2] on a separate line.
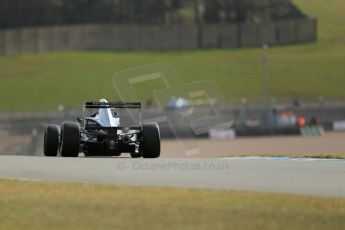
[0, 156, 345, 198]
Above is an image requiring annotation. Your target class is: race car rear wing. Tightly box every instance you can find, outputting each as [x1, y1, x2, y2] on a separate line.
[84, 102, 142, 109]
[82, 101, 142, 127]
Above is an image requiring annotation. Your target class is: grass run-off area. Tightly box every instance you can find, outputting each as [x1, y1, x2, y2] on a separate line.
[0, 179, 345, 230]
[0, 0, 345, 110]
[225, 153, 345, 160]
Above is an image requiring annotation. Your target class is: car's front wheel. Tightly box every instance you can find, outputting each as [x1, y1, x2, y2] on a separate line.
[60, 122, 80, 157]
[44, 124, 60, 157]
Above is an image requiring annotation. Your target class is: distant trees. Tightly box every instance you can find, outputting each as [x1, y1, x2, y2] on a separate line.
[203, 0, 306, 23]
[0, 0, 181, 29]
[0, 0, 306, 29]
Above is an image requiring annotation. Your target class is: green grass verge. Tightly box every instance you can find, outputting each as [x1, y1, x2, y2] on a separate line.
[1, 179, 345, 230]
[225, 153, 345, 160]
[0, 0, 345, 110]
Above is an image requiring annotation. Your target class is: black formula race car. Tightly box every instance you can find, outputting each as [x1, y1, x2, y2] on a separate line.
[44, 99, 160, 158]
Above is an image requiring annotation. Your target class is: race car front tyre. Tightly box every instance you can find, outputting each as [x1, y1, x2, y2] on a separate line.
[142, 123, 161, 158]
[60, 122, 80, 157]
[44, 124, 60, 157]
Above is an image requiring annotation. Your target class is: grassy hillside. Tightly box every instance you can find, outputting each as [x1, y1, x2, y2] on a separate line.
[0, 0, 344, 110]
[294, 0, 345, 45]
[1, 179, 345, 230]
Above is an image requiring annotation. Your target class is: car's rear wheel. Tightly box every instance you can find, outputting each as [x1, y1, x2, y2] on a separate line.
[44, 124, 60, 157]
[60, 122, 80, 157]
[130, 153, 142, 158]
[141, 123, 160, 158]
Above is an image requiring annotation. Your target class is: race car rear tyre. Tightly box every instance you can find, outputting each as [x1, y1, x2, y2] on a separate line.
[44, 124, 60, 157]
[141, 123, 160, 158]
[60, 122, 80, 157]
[130, 153, 142, 158]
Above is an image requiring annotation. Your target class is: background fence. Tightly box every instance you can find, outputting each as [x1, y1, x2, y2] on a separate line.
[0, 19, 317, 55]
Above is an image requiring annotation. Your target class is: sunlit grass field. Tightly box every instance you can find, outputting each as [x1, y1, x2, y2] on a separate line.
[1, 179, 345, 230]
[226, 153, 345, 160]
[0, 0, 344, 110]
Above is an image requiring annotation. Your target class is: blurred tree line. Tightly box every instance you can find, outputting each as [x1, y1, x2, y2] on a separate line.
[203, 0, 306, 23]
[0, 0, 306, 29]
[0, 0, 181, 29]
